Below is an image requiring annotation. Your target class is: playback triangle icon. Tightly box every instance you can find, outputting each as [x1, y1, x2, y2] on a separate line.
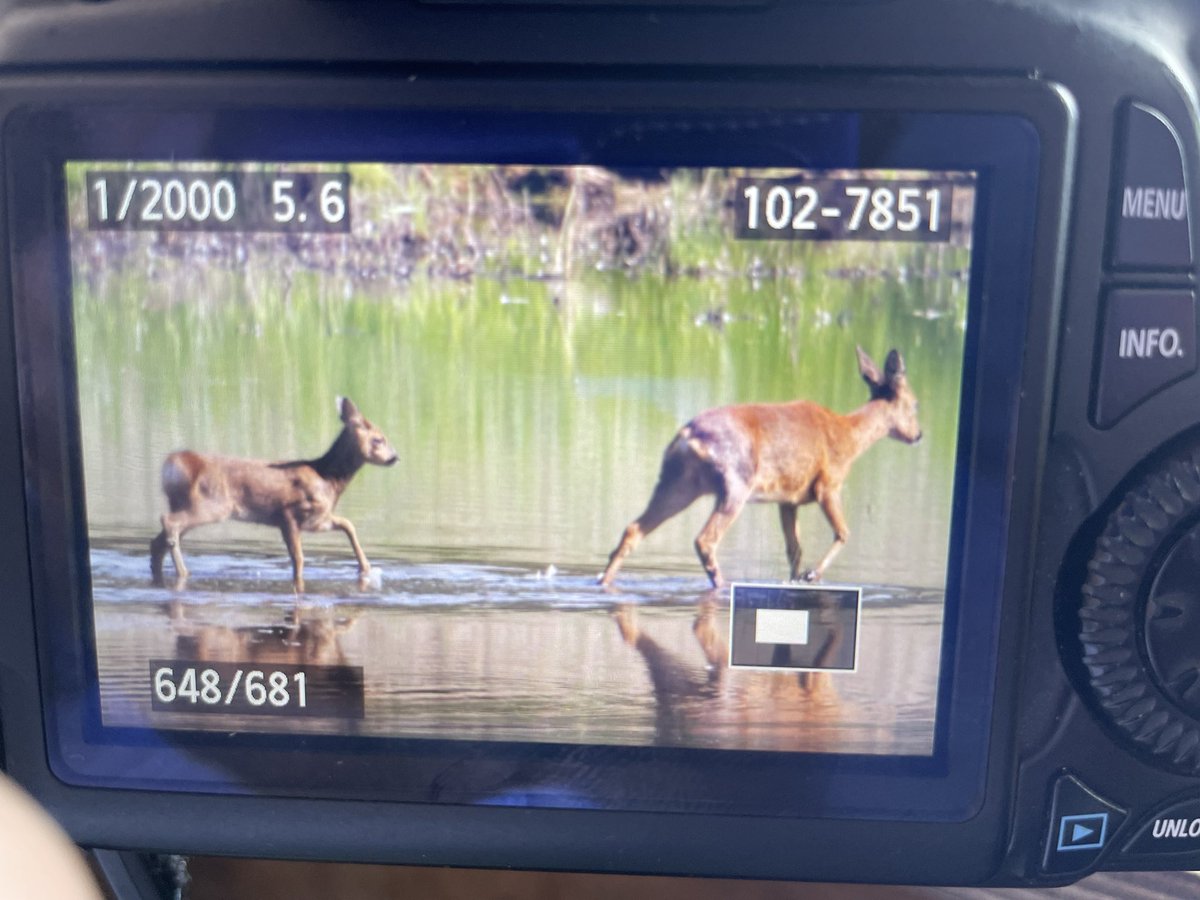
[1057, 812, 1110, 852]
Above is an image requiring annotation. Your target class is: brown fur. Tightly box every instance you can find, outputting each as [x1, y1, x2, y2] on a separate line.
[150, 397, 397, 592]
[599, 347, 921, 588]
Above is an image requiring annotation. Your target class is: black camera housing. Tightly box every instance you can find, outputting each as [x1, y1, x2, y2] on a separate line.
[1, 0, 1199, 888]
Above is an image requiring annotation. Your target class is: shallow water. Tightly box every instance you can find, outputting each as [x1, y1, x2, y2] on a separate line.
[93, 544, 943, 755]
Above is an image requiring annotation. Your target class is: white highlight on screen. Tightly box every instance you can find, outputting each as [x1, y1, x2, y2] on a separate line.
[754, 609, 810, 645]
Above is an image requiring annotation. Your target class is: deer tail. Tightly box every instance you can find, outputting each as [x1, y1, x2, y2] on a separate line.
[161, 452, 199, 512]
[676, 424, 717, 465]
[653, 425, 712, 485]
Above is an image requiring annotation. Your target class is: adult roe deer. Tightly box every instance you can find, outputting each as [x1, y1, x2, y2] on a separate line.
[150, 397, 398, 592]
[599, 347, 921, 588]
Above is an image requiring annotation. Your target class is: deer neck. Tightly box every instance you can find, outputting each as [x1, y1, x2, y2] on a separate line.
[311, 429, 365, 493]
[840, 398, 894, 462]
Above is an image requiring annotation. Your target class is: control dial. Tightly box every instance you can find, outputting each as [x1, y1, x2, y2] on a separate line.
[1080, 444, 1200, 774]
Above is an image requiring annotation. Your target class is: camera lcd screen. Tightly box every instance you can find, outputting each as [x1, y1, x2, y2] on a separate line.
[8, 101, 1043, 821]
[68, 160, 975, 757]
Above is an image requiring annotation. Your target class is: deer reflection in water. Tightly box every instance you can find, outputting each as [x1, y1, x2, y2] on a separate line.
[612, 598, 848, 750]
[166, 600, 358, 669]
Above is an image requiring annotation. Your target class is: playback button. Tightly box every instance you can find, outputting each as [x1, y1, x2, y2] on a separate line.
[1093, 289, 1196, 428]
[1043, 774, 1127, 875]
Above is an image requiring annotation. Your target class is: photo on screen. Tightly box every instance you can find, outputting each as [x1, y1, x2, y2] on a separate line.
[67, 161, 975, 755]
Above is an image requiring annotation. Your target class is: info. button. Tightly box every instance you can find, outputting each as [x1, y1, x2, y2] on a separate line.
[1093, 289, 1196, 428]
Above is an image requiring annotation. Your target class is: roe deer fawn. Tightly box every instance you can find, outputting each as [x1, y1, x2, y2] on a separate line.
[150, 397, 398, 592]
[600, 347, 921, 588]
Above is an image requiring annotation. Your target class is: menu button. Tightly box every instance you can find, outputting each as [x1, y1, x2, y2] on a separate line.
[1122, 186, 1188, 222]
[1110, 103, 1192, 269]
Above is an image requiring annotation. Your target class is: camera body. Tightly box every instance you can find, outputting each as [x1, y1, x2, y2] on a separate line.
[1, 0, 1200, 887]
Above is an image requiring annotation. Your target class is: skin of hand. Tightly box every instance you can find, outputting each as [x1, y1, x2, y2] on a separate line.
[0, 772, 102, 899]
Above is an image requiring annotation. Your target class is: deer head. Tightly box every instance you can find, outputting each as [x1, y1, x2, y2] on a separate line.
[856, 346, 922, 444]
[338, 396, 399, 466]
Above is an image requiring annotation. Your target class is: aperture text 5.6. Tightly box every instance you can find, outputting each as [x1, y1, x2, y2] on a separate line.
[149, 660, 364, 718]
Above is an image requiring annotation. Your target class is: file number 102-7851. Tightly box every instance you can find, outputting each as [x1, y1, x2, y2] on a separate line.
[740, 181, 948, 239]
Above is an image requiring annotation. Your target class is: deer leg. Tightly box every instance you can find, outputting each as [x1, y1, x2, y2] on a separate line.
[281, 516, 305, 593]
[779, 503, 803, 581]
[329, 515, 370, 577]
[600, 476, 706, 587]
[154, 512, 195, 586]
[803, 490, 850, 583]
[150, 529, 170, 585]
[152, 498, 235, 587]
[694, 484, 750, 588]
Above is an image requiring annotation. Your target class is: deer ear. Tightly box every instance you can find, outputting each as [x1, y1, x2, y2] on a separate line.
[884, 349, 906, 383]
[856, 345, 884, 388]
[338, 396, 362, 424]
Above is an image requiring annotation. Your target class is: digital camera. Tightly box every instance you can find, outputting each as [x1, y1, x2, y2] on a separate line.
[1, 0, 1200, 888]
